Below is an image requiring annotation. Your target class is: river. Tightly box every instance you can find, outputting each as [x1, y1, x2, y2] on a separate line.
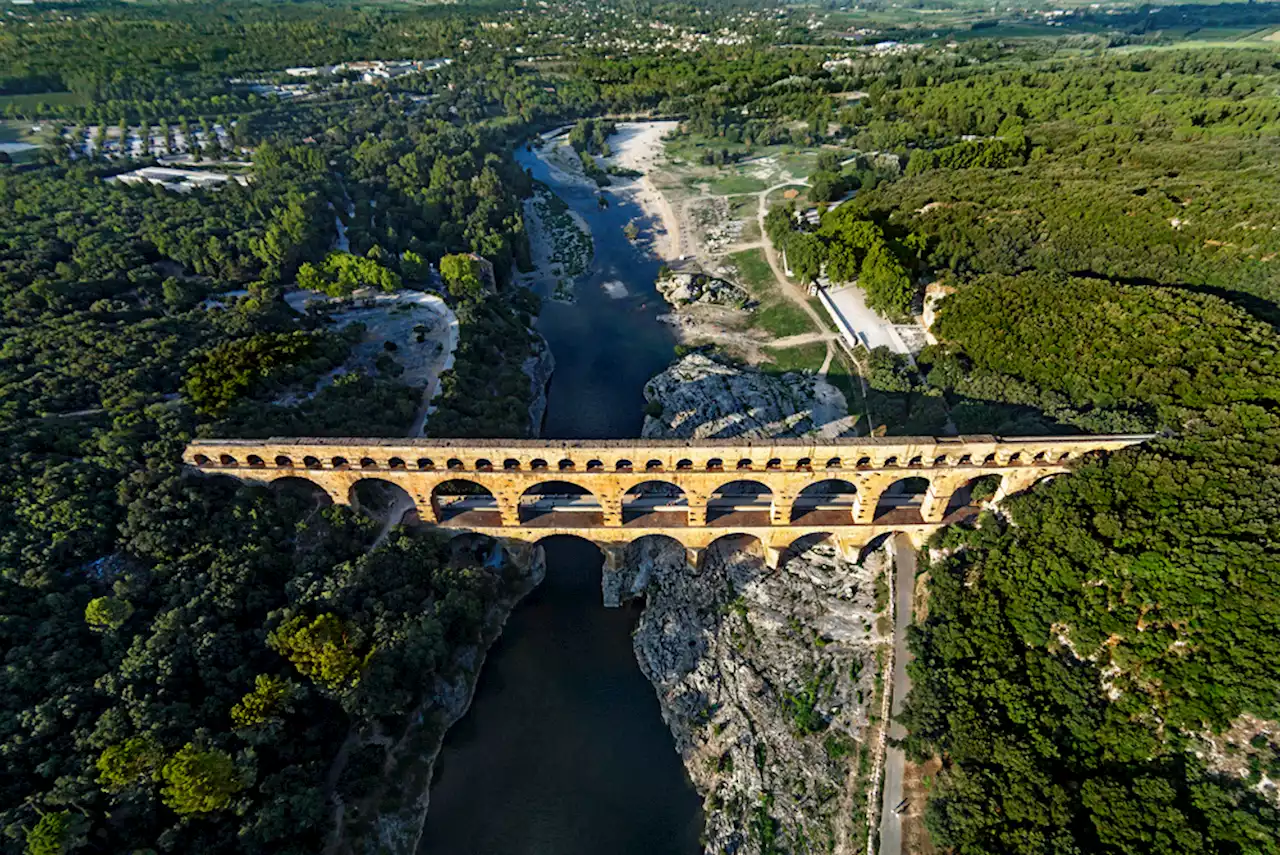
[417, 131, 704, 854]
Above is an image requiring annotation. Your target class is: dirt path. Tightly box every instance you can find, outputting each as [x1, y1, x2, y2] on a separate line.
[754, 180, 838, 374]
[766, 331, 838, 349]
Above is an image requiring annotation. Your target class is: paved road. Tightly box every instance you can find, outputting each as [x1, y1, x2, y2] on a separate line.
[434, 494, 923, 513]
[878, 533, 917, 855]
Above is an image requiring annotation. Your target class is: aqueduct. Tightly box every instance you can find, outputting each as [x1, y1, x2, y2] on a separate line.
[184, 433, 1149, 579]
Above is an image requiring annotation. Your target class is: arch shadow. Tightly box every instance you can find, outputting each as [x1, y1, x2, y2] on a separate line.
[873, 477, 930, 525]
[350, 478, 418, 525]
[942, 474, 1002, 524]
[790, 479, 858, 526]
[520, 481, 603, 527]
[433, 478, 499, 526]
[708, 480, 772, 527]
[268, 475, 333, 509]
[622, 480, 687, 527]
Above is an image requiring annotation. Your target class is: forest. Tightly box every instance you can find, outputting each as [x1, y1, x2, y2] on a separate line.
[2, 0, 1280, 851]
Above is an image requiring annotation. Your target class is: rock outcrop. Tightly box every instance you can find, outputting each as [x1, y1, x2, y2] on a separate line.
[522, 332, 555, 437]
[642, 353, 854, 439]
[657, 271, 753, 310]
[628, 535, 892, 854]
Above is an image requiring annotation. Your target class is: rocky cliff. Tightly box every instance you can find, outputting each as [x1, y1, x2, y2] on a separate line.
[657, 270, 753, 310]
[523, 331, 555, 437]
[624, 535, 892, 854]
[642, 352, 855, 439]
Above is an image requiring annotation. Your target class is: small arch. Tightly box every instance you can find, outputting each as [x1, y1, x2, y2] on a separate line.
[645, 459, 664, 472]
[304, 455, 322, 469]
[331, 456, 349, 469]
[857, 456, 872, 469]
[193, 454, 211, 467]
[873, 477, 930, 525]
[957, 454, 972, 465]
[884, 456, 899, 467]
[558, 459, 575, 471]
[1058, 452, 1071, 462]
[446, 458, 465, 471]
[676, 459, 693, 471]
[530, 458, 549, 471]
[1032, 451, 1048, 463]
[942, 474, 1002, 522]
[983, 453, 997, 465]
[709, 480, 773, 526]
[219, 454, 238, 466]
[795, 457, 812, 470]
[586, 459, 604, 472]
[825, 457, 841, 469]
[432, 479, 498, 525]
[475, 458, 494, 471]
[790, 479, 858, 525]
[1007, 452, 1023, 464]
[707, 458, 724, 471]
[504, 458, 521, 470]
[360, 457, 378, 470]
[622, 481, 687, 526]
[766, 458, 782, 470]
[616, 459, 634, 472]
[519, 481, 602, 526]
[933, 455, 948, 466]
[417, 458, 435, 470]
[388, 457, 406, 470]
[736, 459, 753, 470]
[274, 455, 293, 468]
[908, 456, 923, 467]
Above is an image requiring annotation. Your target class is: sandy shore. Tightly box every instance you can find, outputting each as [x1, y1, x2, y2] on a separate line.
[603, 121, 683, 261]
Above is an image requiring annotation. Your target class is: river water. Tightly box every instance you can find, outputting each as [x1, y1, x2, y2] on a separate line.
[418, 133, 703, 854]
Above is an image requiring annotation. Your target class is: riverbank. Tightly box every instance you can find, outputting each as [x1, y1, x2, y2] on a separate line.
[602, 121, 683, 260]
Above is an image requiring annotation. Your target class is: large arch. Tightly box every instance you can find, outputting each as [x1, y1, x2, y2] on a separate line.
[348, 478, 417, 525]
[941, 474, 1002, 523]
[624, 534, 690, 594]
[622, 480, 687, 527]
[790, 479, 858, 526]
[872, 477, 930, 525]
[531, 534, 606, 592]
[857, 530, 913, 566]
[268, 476, 334, 509]
[519, 481, 602, 527]
[431, 478, 499, 525]
[708, 480, 772, 526]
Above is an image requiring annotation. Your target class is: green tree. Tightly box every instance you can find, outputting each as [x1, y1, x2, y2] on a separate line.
[25, 811, 84, 855]
[97, 737, 162, 793]
[159, 744, 245, 815]
[439, 253, 485, 302]
[84, 596, 133, 632]
[230, 675, 296, 728]
[268, 613, 367, 690]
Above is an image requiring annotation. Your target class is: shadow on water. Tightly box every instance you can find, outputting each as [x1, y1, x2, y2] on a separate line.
[419, 536, 703, 855]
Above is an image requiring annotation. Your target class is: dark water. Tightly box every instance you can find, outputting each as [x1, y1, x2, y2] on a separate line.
[418, 132, 703, 855]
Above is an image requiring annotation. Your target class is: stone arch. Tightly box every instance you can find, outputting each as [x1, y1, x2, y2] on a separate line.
[736, 458, 753, 470]
[360, 457, 378, 470]
[503, 458, 521, 470]
[331, 456, 349, 469]
[530, 534, 605, 592]
[676, 458, 693, 471]
[622, 480, 687, 526]
[303, 455, 322, 469]
[274, 455, 293, 468]
[519, 480, 602, 526]
[432, 478, 499, 525]
[766, 458, 782, 470]
[942, 474, 1002, 522]
[530, 458, 549, 471]
[857, 531, 911, 566]
[269, 476, 334, 508]
[783, 532, 839, 567]
[795, 457, 812, 470]
[824, 456, 842, 469]
[193, 453, 211, 466]
[586, 459, 605, 471]
[616, 459, 634, 471]
[707, 457, 724, 471]
[446, 458, 465, 471]
[708, 479, 773, 526]
[701, 532, 767, 573]
[558, 458, 575, 471]
[624, 534, 690, 590]
[873, 476, 931, 525]
[219, 453, 238, 466]
[475, 458, 494, 471]
[644, 458, 664, 472]
[388, 457, 406, 470]
[790, 479, 858, 525]
[348, 478, 416, 524]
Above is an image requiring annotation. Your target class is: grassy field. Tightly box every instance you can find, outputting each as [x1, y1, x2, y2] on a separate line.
[710, 174, 768, 195]
[0, 91, 85, 114]
[728, 247, 816, 339]
[762, 341, 827, 374]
